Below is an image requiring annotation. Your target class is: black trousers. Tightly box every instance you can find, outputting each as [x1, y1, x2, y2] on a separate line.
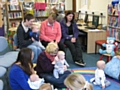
[64, 38, 83, 62]
[41, 40, 65, 52]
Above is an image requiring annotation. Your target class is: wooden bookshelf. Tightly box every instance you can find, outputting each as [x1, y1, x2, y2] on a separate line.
[6, 2, 23, 29]
[107, 3, 120, 41]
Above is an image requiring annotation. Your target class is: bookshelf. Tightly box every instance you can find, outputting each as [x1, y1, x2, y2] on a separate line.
[6, 2, 23, 30]
[107, 3, 120, 41]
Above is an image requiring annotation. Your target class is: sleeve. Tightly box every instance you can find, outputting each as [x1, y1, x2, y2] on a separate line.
[17, 27, 33, 47]
[37, 54, 54, 73]
[60, 21, 72, 40]
[55, 23, 62, 43]
[40, 22, 51, 41]
[73, 23, 79, 39]
[64, 60, 69, 67]
[13, 68, 32, 90]
[100, 71, 105, 87]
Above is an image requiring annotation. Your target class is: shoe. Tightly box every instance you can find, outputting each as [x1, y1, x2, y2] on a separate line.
[75, 61, 86, 66]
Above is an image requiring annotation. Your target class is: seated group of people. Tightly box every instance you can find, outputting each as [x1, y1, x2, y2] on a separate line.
[9, 11, 120, 90]
[9, 11, 87, 90]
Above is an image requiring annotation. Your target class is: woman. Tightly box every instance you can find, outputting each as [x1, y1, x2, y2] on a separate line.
[9, 48, 35, 90]
[17, 14, 42, 63]
[64, 74, 93, 90]
[60, 11, 86, 66]
[36, 42, 71, 89]
[104, 50, 120, 80]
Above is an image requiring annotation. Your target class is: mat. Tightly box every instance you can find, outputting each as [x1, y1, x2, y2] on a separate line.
[62, 67, 120, 90]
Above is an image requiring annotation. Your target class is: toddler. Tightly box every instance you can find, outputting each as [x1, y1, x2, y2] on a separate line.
[64, 74, 93, 90]
[90, 61, 110, 89]
[29, 23, 45, 50]
[39, 83, 53, 90]
[53, 51, 69, 79]
[28, 74, 44, 89]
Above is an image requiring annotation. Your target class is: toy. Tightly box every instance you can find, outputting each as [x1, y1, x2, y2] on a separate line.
[99, 37, 116, 56]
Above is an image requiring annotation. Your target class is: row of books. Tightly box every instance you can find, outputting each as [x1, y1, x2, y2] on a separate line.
[34, 10, 48, 17]
[108, 16, 118, 27]
[8, 5, 21, 11]
[8, 12, 22, 19]
[107, 27, 120, 40]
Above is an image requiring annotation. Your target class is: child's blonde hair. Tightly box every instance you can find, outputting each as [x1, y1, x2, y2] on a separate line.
[39, 83, 52, 90]
[64, 74, 93, 90]
[57, 51, 65, 57]
[96, 61, 105, 69]
[45, 42, 58, 54]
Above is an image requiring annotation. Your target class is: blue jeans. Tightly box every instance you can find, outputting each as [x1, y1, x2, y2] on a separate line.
[28, 45, 42, 63]
[38, 70, 71, 89]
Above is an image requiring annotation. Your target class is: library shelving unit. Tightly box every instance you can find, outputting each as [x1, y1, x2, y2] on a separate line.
[6, 2, 23, 29]
[107, 4, 120, 41]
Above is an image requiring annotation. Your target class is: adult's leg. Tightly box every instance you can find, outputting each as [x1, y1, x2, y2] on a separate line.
[74, 38, 83, 61]
[38, 71, 71, 89]
[74, 38, 86, 66]
[41, 40, 49, 47]
[64, 40, 76, 61]
[28, 45, 42, 63]
[58, 41, 65, 52]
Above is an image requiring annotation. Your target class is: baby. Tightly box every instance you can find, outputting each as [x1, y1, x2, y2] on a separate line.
[90, 60, 110, 89]
[29, 23, 45, 50]
[53, 51, 69, 79]
[28, 74, 44, 89]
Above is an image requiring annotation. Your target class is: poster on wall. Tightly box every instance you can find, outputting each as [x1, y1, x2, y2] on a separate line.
[10, 0, 19, 5]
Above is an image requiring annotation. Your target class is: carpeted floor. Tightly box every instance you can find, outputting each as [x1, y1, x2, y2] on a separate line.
[62, 67, 120, 90]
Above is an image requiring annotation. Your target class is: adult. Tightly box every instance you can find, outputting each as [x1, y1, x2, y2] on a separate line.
[104, 50, 120, 80]
[36, 42, 71, 89]
[9, 48, 35, 90]
[40, 12, 65, 52]
[60, 11, 86, 66]
[17, 14, 42, 63]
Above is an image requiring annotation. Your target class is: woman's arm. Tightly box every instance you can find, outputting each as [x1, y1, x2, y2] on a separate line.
[10, 67, 32, 90]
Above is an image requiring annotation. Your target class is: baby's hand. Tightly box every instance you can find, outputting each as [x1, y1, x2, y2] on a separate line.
[52, 61, 55, 64]
[102, 85, 105, 89]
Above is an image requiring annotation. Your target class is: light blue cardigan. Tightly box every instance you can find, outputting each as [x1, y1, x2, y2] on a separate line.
[104, 56, 120, 80]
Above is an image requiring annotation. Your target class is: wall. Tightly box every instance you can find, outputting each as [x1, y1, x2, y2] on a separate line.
[77, 0, 113, 25]
[65, 0, 72, 10]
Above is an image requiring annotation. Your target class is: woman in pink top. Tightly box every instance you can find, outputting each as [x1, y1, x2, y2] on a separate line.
[40, 12, 65, 52]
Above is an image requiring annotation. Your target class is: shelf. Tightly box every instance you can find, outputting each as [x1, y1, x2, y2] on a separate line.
[9, 17, 22, 20]
[35, 16, 48, 18]
[8, 10, 22, 12]
[107, 25, 120, 29]
[108, 14, 118, 17]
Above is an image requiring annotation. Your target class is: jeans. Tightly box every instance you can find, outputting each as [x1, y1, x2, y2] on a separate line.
[28, 44, 42, 63]
[38, 70, 71, 89]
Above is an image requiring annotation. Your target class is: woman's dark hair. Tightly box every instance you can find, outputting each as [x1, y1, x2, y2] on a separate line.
[24, 14, 34, 22]
[15, 48, 33, 75]
[65, 11, 75, 23]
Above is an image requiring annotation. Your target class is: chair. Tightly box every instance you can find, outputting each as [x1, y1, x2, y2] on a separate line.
[99, 41, 119, 62]
[13, 33, 20, 51]
[0, 79, 3, 90]
[95, 40, 106, 54]
[0, 36, 18, 68]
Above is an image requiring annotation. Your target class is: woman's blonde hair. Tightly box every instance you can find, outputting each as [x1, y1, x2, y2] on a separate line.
[64, 74, 93, 90]
[45, 42, 58, 54]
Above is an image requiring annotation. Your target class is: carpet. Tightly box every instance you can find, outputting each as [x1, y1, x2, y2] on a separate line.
[62, 67, 120, 90]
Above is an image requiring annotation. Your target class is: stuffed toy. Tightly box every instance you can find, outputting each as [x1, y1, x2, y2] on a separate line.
[99, 37, 116, 56]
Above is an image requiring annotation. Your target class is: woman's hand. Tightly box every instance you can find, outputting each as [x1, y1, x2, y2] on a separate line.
[71, 38, 76, 43]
